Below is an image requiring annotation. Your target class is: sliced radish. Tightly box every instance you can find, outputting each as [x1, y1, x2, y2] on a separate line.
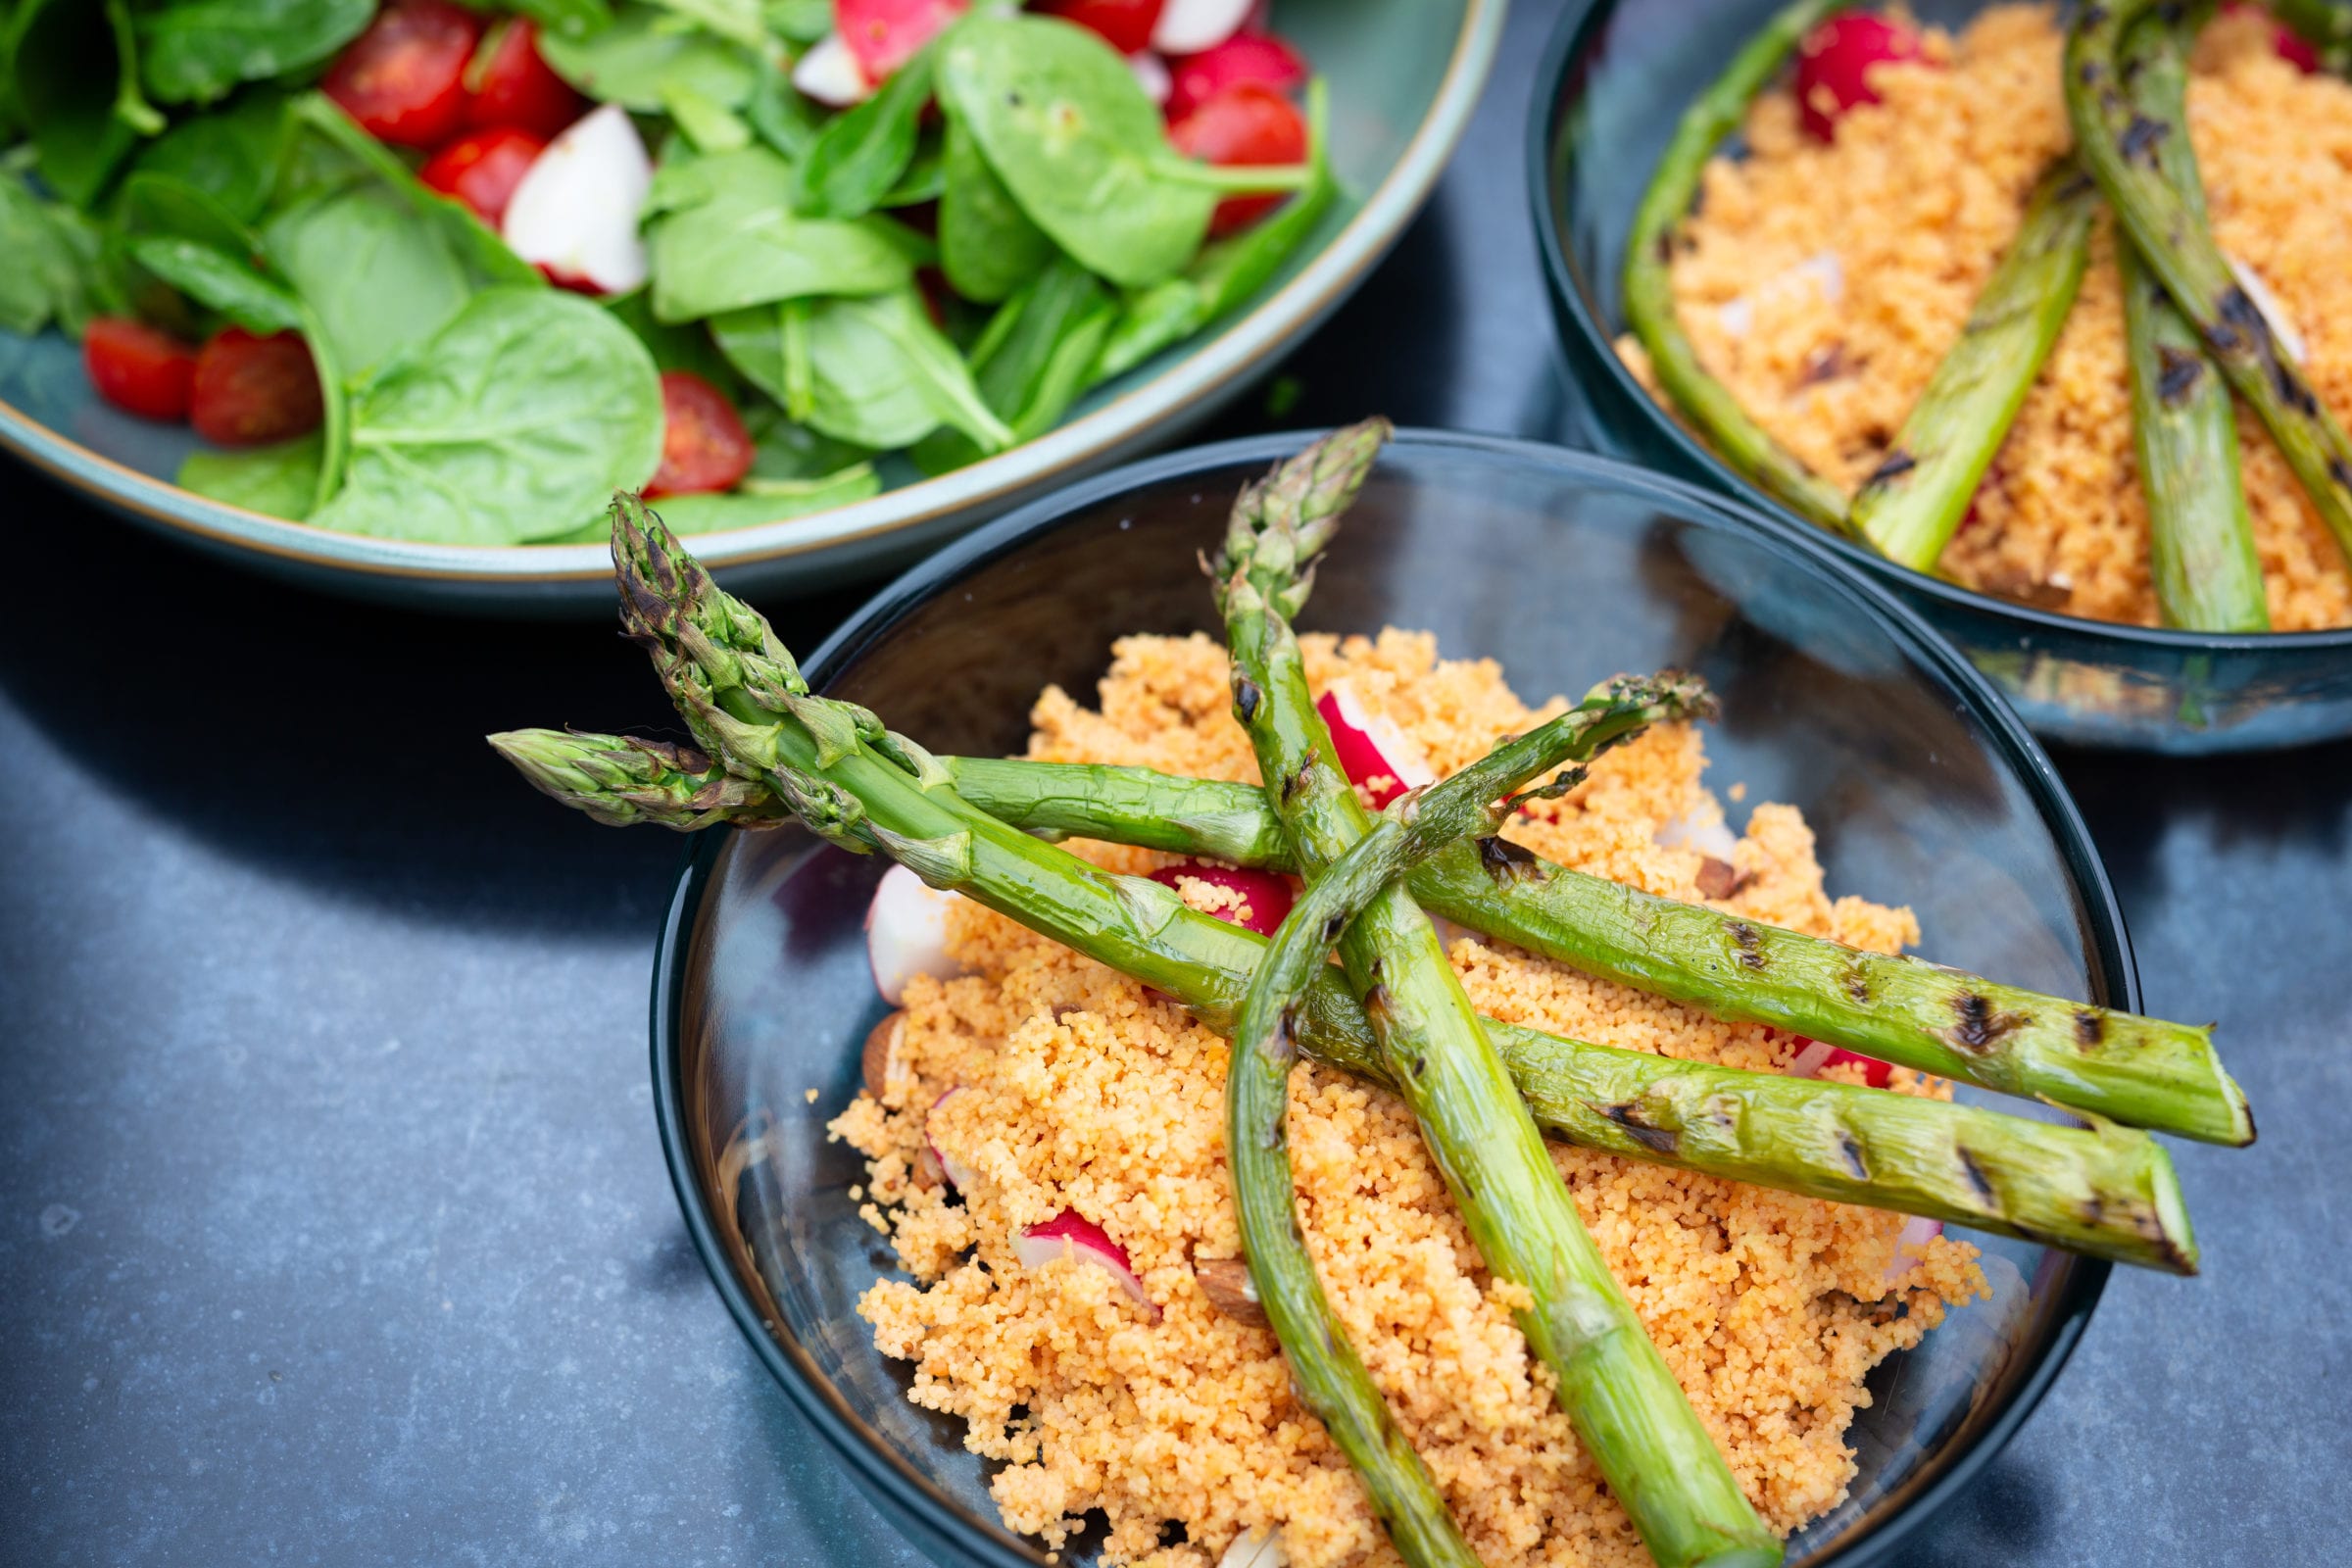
[2226, 254, 2307, 364]
[793, 31, 874, 107]
[861, 1010, 909, 1100]
[1128, 50, 1173, 105]
[927, 1088, 982, 1192]
[1147, 861, 1295, 937]
[1219, 1529, 1288, 1568]
[1165, 29, 1304, 120]
[1315, 681, 1435, 810]
[1785, 1035, 1895, 1088]
[501, 103, 652, 294]
[1883, 1214, 1943, 1284]
[1151, 0, 1252, 55]
[1794, 11, 1930, 142]
[837, 0, 964, 82]
[1014, 1210, 1157, 1312]
[867, 862, 961, 1005]
[1652, 804, 1740, 862]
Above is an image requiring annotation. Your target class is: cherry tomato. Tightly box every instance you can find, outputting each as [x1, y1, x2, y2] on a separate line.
[836, 0, 966, 84]
[1034, 0, 1165, 55]
[190, 328, 325, 447]
[646, 371, 755, 498]
[419, 125, 547, 227]
[1165, 29, 1303, 121]
[83, 318, 198, 422]
[1166, 81, 1306, 236]
[322, 0, 484, 149]
[1792, 11, 1928, 142]
[465, 19, 589, 138]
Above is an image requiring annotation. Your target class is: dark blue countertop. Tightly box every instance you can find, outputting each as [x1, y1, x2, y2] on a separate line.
[5, 3, 2348, 1562]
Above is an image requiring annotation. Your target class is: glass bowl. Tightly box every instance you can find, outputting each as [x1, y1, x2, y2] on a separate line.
[1527, 0, 2352, 753]
[652, 432, 2119, 1567]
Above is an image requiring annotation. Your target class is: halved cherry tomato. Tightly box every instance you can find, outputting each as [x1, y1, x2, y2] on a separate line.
[837, 0, 966, 83]
[190, 328, 324, 447]
[322, 0, 484, 149]
[419, 125, 547, 227]
[1165, 28, 1302, 120]
[1792, 12, 1928, 142]
[465, 19, 588, 139]
[1035, 0, 1165, 55]
[646, 371, 755, 498]
[84, 318, 198, 422]
[1166, 81, 1306, 236]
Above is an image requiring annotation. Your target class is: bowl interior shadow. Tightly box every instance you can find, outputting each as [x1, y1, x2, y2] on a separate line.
[659, 438, 2115, 1567]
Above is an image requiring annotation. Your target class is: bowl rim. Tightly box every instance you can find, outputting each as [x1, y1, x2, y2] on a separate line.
[649, 430, 2123, 1568]
[0, 0, 1503, 592]
[1523, 0, 2352, 658]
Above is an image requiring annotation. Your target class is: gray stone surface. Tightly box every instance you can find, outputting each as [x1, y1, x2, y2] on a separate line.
[4, 2, 2348, 1562]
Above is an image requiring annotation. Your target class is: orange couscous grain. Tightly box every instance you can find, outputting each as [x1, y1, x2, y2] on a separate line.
[1620, 2, 2352, 630]
[829, 630, 1984, 1568]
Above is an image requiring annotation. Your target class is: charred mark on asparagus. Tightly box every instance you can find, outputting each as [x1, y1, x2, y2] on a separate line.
[1233, 675, 1263, 726]
[1863, 449, 1919, 489]
[1948, 991, 2022, 1052]
[2075, 1009, 2106, 1048]
[1477, 835, 1544, 883]
[1838, 1133, 1870, 1182]
[1596, 1101, 1682, 1155]
[2118, 114, 2167, 165]
[1728, 921, 1767, 971]
[1957, 1146, 1998, 1208]
[2155, 345, 2204, 405]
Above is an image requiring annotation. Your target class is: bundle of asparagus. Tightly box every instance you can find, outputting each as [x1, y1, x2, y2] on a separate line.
[495, 423, 2249, 1568]
[1626, 0, 2351, 631]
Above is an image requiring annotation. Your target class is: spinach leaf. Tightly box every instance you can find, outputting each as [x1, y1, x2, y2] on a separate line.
[661, 76, 752, 152]
[1094, 82, 1335, 381]
[935, 15, 1213, 288]
[264, 185, 474, 375]
[915, 255, 1110, 472]
[604, 286, 739, 387]
[762, 0, 830, 44]
[496, 0, 614, 40]
[648, 179, 919, 321]
[176, 432, 323, 520]
[743, 50, 821, 160]
[105, 1, 165, 136]
[128, 234, 305, 333]
[313, 288, 664, 545]
[646, 0, 766, 50]
[118, 168, 257, 255]
[130, 88, 290, 222]
[788, 49, 931, 220]
[799, 288, 1011, 451]
[540, 4, 756, 111]
[881, 132, 943, 206]
[650, 464, 881, 532]
[138, 0, 371, 108]
[288, 94, 541, 288]
[937, 113, 1051, 306]
[741, 400, 868, 477]
[11, 0, 141, 208]
[0, 170, 105, 335]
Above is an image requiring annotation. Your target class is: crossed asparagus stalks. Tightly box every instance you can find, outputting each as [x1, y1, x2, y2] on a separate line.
[495, 425, 2250, 1568]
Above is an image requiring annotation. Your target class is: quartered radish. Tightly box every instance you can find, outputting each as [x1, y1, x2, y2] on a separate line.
[1165, 29, 1304, 120]
[927, 1088, 982, 1191]
[1884, 1214, 1943, 1283]
[793, 31, 874, 106]
[502, 103, 652, 294]
[866, 862, 961, 1004]
[1785, 1036, 1894, 1088]
[1152, 0, 1252, 55]
[1128, 50, 1173, 105]
[1315, 680, 1434, 809]
[1219, 1528, 1288, 1568]
[1147, 861, 1295, 936]
[1794, 11, 1929, 142]
[1013, 1210, 1157, 1312]
[838, 0, 965, 82]
[2226, 255, 2306, 364]
[1652, 804, 1739, 861]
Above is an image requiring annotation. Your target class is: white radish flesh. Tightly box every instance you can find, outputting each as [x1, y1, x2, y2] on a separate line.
[1653, 805, 1739, 861]
[793, 31, 873, 107]
[501, 104, 653, 295]
[927, 1088, 981, 1192]
[1219, 1529, 1289, 1568]
[1315, 681, 1435, 809]
[1152, 0, 1253, 55]
[866, 863, 961, 1005]
[1013, 1210, 1156, 1312]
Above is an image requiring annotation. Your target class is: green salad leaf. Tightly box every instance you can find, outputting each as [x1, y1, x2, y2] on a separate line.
[539, 3, 757, 112]
[648, 162, 920, 320]
[264, 185, 475, 374]
[314, 288, 664, 545]
[714, 287, 1010, 452]
[915, 255, 1111, 472]
[651, 464, 881, 532]
[788, 48, 931, 220]
[130, 88, 291, 222]
[11, 0, 142, 208]
[177, 432, 323, 519]
[128, 234, 305, 333]
[937, 115, 1050, 306]
[286, 94, 543, 288]
[936, 14, 1214, 289]
[0, 170, 106, 335]
[137, 0, 372, 108]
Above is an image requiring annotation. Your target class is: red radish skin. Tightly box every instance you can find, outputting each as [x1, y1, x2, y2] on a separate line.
[1785, 1036, 1895, 1089]
[83, 318, 197, 422]
[1013, 1210, 1157, 1314]
[1036, 0, 1167, 55]
[1147, 862, 1296, 937]
[465, 19, 587, 139]
[1314, 681, 1435, 809]
[1793, 12, 1929, 142]
[322, 0, 484, 148]
[2222, 1, 2323, 70]
[1884, 1215, 1943, 1284]
[502, 104, 652, 295]
[418, 125, 546, 227]
[1165, 30, 1304, 121]
[837, 0, 966, 82]
[1152, 0, 1252, 55]
[866, 863, 961, 1005]
[189, 328, 324, 446]
[1166, 82, 1308, 235]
